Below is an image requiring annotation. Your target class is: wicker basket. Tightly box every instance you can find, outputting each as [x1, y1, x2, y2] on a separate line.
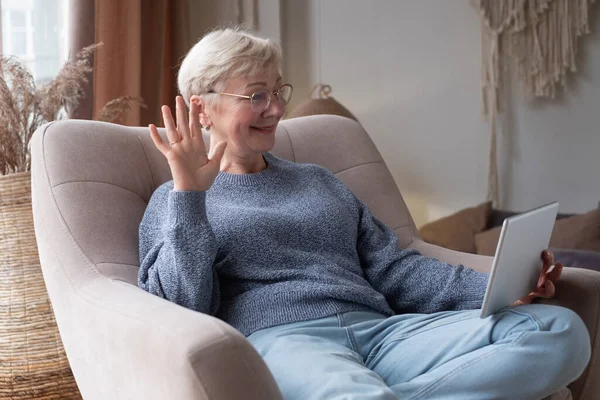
[0, 172, 82, 399]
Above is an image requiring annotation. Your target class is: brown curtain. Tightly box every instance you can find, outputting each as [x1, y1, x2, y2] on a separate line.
[69, 0, 257, 126]
[93, 0, 142, 126]
[92, 0, 191, 126]
[0, 1, 4, 55]
[139, 1, 191, 126]
[68, 0, 95, 120]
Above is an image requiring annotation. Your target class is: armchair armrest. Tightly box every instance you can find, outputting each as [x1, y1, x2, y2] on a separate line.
[551, 248, 600, 273]
[32, 197, 281, 400]
[409, 238, 494, 273]
[541, 268, 600, 400]
[43, 272, 283, 400]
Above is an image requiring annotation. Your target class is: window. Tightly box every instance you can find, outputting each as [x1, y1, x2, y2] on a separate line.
[1, 0, 70, 84]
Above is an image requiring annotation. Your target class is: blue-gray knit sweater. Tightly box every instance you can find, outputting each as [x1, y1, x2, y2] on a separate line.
[138, 152, 489, 337]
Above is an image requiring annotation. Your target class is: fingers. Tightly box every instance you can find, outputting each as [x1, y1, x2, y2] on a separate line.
[525, 279, 557, 306]
[176, 96, 191, 139]
[548, 262, 563, 282]
[518, 259, 563, 306]
[543, 280, 556, 298]
[537, 249, 556, 288]
[536, 255, 563, 291]
[161, 105, 180, 144]
[149, 124, 170, 154]
[542, 250, 555, 267]
[536, 268, 547, 289]
[515, 290, 537, 305]
[189, 101, 208, 153]
[532, 280, 556, 300]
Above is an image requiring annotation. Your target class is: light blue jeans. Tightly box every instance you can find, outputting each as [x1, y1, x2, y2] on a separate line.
[247, 304, 590, 400]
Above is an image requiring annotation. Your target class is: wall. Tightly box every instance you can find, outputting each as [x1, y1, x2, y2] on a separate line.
[281, 0, 600, 228]
[280, 0, 320, 111]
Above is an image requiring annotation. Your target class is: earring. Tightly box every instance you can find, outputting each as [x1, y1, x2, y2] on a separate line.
[205, 126, 211, 131]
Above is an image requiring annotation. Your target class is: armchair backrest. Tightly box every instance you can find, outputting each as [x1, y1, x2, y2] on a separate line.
[30, 115, 418, 287]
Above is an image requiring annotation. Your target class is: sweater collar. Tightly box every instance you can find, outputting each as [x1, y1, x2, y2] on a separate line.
[214, 152, 280, 186]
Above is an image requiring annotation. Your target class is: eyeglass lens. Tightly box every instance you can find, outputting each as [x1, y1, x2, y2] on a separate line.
[250, 85, 293, 112]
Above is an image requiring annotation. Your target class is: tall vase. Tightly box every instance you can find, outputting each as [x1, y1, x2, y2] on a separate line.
[0, 172, 82, 399]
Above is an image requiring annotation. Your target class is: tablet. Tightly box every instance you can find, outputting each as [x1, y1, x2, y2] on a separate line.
[480, 202, 559, 318]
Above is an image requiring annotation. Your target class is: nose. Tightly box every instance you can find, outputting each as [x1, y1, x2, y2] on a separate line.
[263, 96, 285, 119]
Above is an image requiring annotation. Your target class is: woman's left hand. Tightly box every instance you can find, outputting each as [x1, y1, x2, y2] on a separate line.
[514, 250, 563, 306]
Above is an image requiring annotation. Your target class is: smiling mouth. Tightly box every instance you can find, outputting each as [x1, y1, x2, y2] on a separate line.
[251, 125, 276, 134]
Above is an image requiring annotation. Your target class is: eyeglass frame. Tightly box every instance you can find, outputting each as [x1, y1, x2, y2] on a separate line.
[208, 83, 293, 113]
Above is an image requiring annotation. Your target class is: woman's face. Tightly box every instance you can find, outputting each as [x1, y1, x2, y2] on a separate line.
[203, 70, 286, 159]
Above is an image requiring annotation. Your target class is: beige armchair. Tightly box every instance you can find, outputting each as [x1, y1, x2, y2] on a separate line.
[30, 115, 597, 399]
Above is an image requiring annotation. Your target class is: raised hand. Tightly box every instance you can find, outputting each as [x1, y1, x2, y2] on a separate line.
[514, 250, 563, 306]
[149, 96, 227, 192]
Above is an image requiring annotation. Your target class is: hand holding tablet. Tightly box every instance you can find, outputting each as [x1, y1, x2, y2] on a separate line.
[480, 202, 562, 318]
[513, 250, 563, 306]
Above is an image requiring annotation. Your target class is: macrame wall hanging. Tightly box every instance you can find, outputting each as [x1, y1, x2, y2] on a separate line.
[472, 0, 595, 207]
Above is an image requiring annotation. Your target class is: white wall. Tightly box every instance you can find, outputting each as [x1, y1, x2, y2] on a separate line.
[280, 0, 320, 111]
[257, 0, 281, 42]
[282, 0, 600, 228]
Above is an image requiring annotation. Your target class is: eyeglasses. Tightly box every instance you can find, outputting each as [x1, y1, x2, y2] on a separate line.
[209, 84, 293, 113]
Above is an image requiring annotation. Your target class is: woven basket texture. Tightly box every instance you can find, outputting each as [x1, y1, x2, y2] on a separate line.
[0, 172, 81, 399]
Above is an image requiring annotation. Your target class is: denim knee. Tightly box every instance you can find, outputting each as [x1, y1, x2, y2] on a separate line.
[551, 307, 591, 382]
[509, 305, 591, 394]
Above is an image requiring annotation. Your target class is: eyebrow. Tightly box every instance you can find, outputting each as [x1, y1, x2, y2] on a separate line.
[244, 77, 282, 89]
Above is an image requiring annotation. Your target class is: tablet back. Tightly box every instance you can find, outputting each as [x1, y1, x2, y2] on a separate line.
[480, 202, 559, 318]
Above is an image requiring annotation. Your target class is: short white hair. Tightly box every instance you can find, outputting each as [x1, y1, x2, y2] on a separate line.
[177, 27, 283, 106]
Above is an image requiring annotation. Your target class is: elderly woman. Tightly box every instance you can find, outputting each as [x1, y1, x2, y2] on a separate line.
[138, 28, 590, 400]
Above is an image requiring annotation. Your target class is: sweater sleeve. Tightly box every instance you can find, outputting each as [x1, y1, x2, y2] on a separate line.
[138, 182, 220, 315]
[355, 198, 489, 314]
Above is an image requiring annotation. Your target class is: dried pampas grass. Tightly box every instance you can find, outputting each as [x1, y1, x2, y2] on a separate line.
[97, 96, 147, 125]
[0, 43, 145, 175]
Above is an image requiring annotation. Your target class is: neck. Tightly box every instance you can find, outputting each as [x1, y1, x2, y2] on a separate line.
[220, 153, 267, 174]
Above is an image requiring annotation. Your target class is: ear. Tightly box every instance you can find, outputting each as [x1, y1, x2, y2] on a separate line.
[190, 95, 213, 128]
